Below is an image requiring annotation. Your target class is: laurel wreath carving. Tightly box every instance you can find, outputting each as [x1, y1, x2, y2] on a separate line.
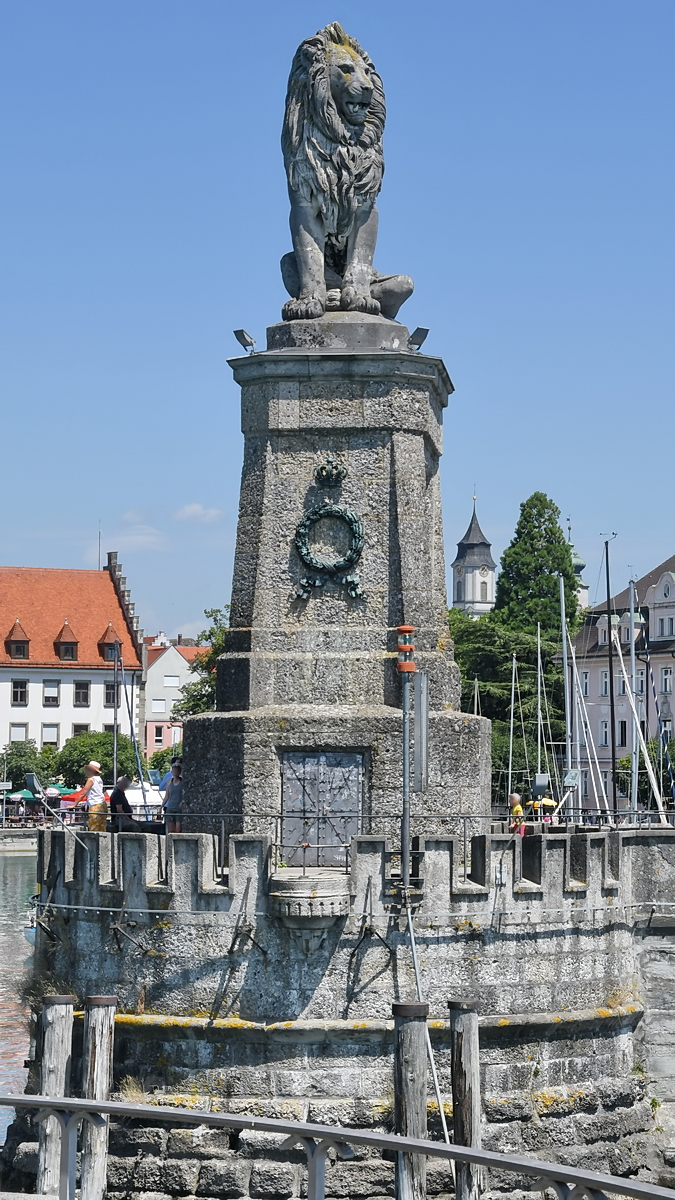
[294, 499, 365, 600]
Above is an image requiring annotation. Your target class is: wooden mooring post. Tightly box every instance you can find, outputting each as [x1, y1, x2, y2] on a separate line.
[36, 995, 75, 1197]
[448, 1000, 481, 1200]
[80, 995, 117, 1200]
[393, 1001, 428, 1200]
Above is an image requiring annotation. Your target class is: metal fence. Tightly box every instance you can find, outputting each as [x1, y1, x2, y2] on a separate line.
[1, 1093, 673, 1200]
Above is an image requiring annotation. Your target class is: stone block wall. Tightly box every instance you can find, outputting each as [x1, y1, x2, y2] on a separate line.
[4, 826, 675, 1195]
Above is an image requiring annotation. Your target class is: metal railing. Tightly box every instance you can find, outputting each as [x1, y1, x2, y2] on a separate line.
[1, 1092, 672, 1200]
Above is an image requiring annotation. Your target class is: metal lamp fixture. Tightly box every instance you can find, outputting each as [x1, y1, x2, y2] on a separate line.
[397, 624, 416, 673]
[233, 329, 256, 353]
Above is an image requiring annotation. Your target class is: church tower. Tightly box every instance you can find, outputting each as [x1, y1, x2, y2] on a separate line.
[452, 501, 496, 617]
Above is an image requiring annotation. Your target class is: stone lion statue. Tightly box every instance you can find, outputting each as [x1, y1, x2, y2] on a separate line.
[280, 22, 413, 323]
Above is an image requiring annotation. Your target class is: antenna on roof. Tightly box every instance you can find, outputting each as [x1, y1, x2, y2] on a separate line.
[98, 520, 101, 570]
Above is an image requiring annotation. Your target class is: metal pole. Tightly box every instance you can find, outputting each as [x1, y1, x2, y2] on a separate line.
[630, 579, 638, 813]
[402, 672, 411, 887]
[113, 643, 120, 785]
[393, 1001, 428, 1200]
[507, 654, 516, 800]
[448, 1001, 482, 1200]
[605, 541, 618, 811]
[537, 623, 542, 775]
[560, 575, 572, 776]
[397, 625, 416, 889]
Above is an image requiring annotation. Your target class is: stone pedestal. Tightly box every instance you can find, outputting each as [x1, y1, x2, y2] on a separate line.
[184, 317, 490, 848]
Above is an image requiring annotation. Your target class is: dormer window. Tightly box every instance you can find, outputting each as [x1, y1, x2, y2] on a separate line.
[98, 623, 121, 663]
[599, 626, 607, 644]
[665, 583, 671, 598]
[55, 621, 79, 662]
[5, 619, 30, 660]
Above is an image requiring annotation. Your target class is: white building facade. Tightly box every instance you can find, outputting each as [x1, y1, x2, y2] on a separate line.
[0, 554, 143, 753]
[572, 555, 675, 803]
[144, 641, 205, 756]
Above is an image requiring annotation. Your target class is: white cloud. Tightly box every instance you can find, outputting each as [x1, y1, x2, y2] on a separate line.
[173, 502, 224, 524]
[114, 524, 165, 552]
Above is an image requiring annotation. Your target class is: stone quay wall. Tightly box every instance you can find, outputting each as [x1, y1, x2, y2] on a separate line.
[3, 826, 675, 1194]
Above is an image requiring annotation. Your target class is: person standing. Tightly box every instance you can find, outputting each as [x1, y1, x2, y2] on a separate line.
[78, 760, 108, 832]
[163, 762, 183, 833]
[509, 792, 526, 839]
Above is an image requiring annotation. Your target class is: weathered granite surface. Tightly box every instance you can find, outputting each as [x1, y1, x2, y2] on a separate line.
[183, 339, 491, 844]
[5, 826, 675, 1194]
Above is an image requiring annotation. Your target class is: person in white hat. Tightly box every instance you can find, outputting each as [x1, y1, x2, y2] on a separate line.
[77, 760, 108, 832]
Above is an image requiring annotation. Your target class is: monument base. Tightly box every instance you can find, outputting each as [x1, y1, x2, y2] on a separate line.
[266, 310, 411, 353]
[184, 704, 491, 851]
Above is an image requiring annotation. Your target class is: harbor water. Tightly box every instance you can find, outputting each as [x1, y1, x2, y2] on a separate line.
[0, 852, 36, 1145]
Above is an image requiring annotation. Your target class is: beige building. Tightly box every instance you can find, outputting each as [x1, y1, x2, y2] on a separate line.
[572, 554, 675, 803]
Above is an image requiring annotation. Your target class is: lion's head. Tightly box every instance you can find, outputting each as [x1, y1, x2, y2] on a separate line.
[282, 22, 385, 258]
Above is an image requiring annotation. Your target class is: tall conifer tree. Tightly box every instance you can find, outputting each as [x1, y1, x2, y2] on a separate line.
[493, 492, 578, 634]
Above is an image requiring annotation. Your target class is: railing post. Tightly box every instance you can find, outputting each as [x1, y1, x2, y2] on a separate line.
[36, 995, 75, 1197]
[80, 995, 117, 1200]
[448, 1000, 481, 1200]
[393, 1000, 428, 1200]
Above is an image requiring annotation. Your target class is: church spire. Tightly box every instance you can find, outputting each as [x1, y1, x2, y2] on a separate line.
[452, 498, 495, 617]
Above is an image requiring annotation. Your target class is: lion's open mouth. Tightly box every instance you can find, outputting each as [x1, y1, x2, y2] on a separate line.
[345, 100, 369, 119]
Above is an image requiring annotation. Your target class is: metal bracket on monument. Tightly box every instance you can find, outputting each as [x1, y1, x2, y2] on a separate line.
[294, 498, 366, 600]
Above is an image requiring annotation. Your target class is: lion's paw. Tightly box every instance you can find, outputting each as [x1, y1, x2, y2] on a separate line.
[340, 286, 381, 316]
[282, 294, 326, 321]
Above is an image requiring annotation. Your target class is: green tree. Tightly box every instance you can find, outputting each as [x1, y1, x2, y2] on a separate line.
[56, 732, 136, 787]
[172, 607, 229, 719]
[617, 738, 675, 807]
[494, 492, 579, 634]
[2, 739, 40, 790]
[37, 745, 61, 782]
[149, 743, 183, 774]
[448, 608, 565, 803]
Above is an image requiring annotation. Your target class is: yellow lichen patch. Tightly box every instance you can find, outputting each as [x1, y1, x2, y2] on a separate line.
[596, 1008, 613, 1018]
[497, 1018, 510, 1027]
[114, 1014, 258, 1030]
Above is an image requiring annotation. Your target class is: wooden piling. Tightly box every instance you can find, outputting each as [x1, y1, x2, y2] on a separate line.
[448, 1000, 481, 1200]
[36, 994, 75, 1197]
[80, 995, 118, 1200]
[393, 1000, 428, 1200]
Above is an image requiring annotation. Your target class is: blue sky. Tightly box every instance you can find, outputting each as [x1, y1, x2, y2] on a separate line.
[1, 1, 673, 635]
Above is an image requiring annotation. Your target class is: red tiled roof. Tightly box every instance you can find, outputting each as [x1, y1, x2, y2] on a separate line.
[98, 622, 122, 645]
[0, 567, 141, 668]
[55, 620, 78, 644]
[592, 554, 675, 613]
[146, 646, 166, 666]
[176, 645, 208, 663]
[5, 618, 30, 643]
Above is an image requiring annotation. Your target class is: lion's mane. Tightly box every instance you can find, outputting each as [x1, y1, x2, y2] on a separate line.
[282, 22, 385, 270]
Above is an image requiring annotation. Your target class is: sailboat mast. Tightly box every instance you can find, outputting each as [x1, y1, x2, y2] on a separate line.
[560, 574, 572, 777]
[629, 578, 638, 812]
[537, 623, 542, 775]
[605, 540, 618, 811]
[508, 653, 516, 798]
